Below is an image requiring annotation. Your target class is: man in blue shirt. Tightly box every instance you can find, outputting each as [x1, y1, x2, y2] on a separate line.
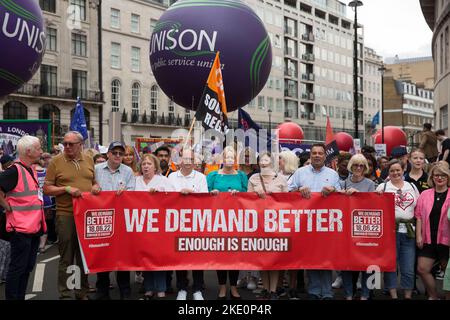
[91, 141, 136, 300]
[288, 143, 341, 300]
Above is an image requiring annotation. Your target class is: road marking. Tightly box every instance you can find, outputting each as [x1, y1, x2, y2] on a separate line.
[41, 255, 60, 263]
[25, 294, 37, 300]
[32, 263, 46, 292]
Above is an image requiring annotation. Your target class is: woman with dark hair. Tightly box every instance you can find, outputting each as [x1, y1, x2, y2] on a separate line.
[363, 153, 384, 188]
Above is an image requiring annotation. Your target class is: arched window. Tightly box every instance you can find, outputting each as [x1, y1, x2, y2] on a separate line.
[150, 84, 158, 118]
[3, 101, 27, 119]
[39, 104, 61, 132]
[132, 82, 140, 113]
[70, 107, 90, 129]
[111, 79, 121, 112]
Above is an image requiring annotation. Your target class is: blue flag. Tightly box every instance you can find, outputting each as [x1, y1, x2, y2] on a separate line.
[238, 108, 275, 152]
[70, 97, 88, 140]
[371, 111, 380, 128]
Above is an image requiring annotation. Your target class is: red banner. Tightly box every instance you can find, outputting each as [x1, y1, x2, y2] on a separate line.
[73, 192, 396, 273]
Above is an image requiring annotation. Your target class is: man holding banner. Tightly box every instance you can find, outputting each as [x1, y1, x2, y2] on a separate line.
[288, 143, 341, 300]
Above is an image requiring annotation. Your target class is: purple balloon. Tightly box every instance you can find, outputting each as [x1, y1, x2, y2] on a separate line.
[0, 0, 46, 97]
[149, 0, 272, 111]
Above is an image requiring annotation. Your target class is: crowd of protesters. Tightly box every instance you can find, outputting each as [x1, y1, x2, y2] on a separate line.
[0, 122, 450, 301]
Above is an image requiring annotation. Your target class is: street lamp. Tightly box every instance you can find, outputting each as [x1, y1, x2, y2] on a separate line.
[378, 64, 386, 144]
[348, 0, 363, 139]
[268, 108, 272, 133]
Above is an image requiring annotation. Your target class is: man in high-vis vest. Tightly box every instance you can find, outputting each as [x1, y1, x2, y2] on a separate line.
[0, 136, 46, 300]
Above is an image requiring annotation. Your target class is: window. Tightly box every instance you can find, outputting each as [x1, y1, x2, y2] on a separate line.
[46, 28, 57, 51]
[111, 9, 120, 29]
[267, 97, 274, 110]
[131, 47, 141, 72]
[440, 105, 448, 129]
[111, 80, 121, 112]
[168, 99, 175, 116]
[3, 101, 27, 119]
[150, 19, 158, 34]
[440, 33, 444, 74]
[40, 65, 57, 96]
[72, 33, 87, 57]
[132, 83, 140, 113]
[39, 0, 55, 13]
[150, 85, 158, 117]
[131, 14, 140, 33]
[72, 69, 87, 99]
[276, 98, 283, 112]
[39, 104, 60, 132]
[111, 42, 121, 68]
[258, 96, 265, 110]
[445, 27, 449, 71]
[70, 0, 86, 21]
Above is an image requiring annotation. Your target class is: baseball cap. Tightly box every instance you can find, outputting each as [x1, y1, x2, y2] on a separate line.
[391, 146, 407, 158]
[108, 141, 125, 152]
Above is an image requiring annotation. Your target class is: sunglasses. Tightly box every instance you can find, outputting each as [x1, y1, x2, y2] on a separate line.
[62, 142, 81, 147]
[352, 164, 365, 168]
[111, 151, 124, 156]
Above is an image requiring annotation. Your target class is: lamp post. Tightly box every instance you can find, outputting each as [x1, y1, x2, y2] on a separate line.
[349, 0, 363, 139]
[378, 64, 386, 144]
[268, 108, 272, 133]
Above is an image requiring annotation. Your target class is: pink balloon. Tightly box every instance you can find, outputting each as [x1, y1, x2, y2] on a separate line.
[373, 126, 407, 156]
[277, 122, 304, 144]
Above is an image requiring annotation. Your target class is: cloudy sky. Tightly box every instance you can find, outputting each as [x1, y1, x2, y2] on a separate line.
[345, 0, 433, 61]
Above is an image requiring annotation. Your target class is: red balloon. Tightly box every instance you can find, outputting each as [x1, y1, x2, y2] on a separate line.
[277, 122, 304, 144]
[373, 126, 407, 156]
[334, 132, 354, 152]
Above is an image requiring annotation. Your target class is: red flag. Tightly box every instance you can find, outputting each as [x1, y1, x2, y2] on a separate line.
[325, 116, 334, 144]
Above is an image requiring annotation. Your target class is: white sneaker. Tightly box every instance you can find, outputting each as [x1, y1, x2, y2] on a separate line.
[332, 276, 343, 289]
[176, 290, 187, 300]
[356, 280, 361, 290]
[193, 291, 204, 300]
[247, 278, 257, 290]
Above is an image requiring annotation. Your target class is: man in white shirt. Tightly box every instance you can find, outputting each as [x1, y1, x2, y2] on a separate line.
[168, 149, 208, 300]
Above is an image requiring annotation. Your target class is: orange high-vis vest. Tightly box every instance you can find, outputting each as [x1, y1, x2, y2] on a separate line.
[5, 163, 46, 234]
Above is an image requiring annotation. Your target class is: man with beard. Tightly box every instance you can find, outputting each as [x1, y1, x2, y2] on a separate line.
[154, 145, 175, 177]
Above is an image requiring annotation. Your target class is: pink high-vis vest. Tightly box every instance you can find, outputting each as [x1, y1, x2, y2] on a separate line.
[5, 162, 47, 234]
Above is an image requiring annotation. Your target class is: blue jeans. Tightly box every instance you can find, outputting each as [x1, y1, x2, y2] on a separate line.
[5, 233, 40, 300]
[384, 232, 415, 290]
[342, 271, 370, 299]
[143, 271, 167, 293]
[307, 270, 333, 298]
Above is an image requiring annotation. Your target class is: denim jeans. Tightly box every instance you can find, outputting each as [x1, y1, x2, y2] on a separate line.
[5, 233, 40, 300]
[143, 271, 167, 293]
[342, 271, 370, 299]
[307, 270, 333, 298]
[384, 232, 415, 290]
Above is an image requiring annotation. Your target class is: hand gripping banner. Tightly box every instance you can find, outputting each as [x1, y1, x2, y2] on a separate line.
[73, 192, 396, 273]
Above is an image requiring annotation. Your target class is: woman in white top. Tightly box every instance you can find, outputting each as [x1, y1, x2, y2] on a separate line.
[135, 154, 174, 300]
[376, 159, 420, 300]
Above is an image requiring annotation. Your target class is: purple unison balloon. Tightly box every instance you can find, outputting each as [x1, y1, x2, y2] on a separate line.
[149, 0, 272, 112]
[0, 0, 46, 97]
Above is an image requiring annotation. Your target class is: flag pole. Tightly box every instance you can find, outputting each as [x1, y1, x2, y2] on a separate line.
[183, 95, 197, 150]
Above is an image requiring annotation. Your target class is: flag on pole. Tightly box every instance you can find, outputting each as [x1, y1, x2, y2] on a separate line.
[325, 116, 334, 145]
[70, 97, 88, 140]
[238, 108, 274, 152]
[371, 111, 380, 128]
[194, 52, 229, 133]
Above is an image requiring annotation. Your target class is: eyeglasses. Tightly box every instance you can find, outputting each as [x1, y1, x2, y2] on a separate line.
[352, 164, 365, 168]
[62, 142, 80, 147]
[111, 151, 124, 156]
[433, 174, 448, 179]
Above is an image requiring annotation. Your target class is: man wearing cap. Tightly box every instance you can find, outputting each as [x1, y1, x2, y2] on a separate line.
[44, 131, 100, 300]
[91, 141, 135, 300]
[419, 123, 438, 163]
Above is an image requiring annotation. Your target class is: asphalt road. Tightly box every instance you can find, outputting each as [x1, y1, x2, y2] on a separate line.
[0, 243, 444, 300]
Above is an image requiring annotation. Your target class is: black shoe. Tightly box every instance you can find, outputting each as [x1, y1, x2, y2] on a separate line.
[256, 289, 269, 300]
[288, 288, 300, 300]
[89, 292, 111, 300]
[139, 294, 153, 301]
[269, 292, 279, 300]
[217, 295, 227, 300]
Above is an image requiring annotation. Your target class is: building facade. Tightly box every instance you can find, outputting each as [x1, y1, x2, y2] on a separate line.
[385, 55, 435, 90]
[383, 78, 434, 145]
[420, 0, 450, 133]
[363, 46, 383, 144]
[0, 0, 103, 148]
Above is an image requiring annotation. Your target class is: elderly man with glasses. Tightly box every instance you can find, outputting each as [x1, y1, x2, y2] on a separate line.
[90, 141, 135, 300]
[44, 131, 100, 300]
